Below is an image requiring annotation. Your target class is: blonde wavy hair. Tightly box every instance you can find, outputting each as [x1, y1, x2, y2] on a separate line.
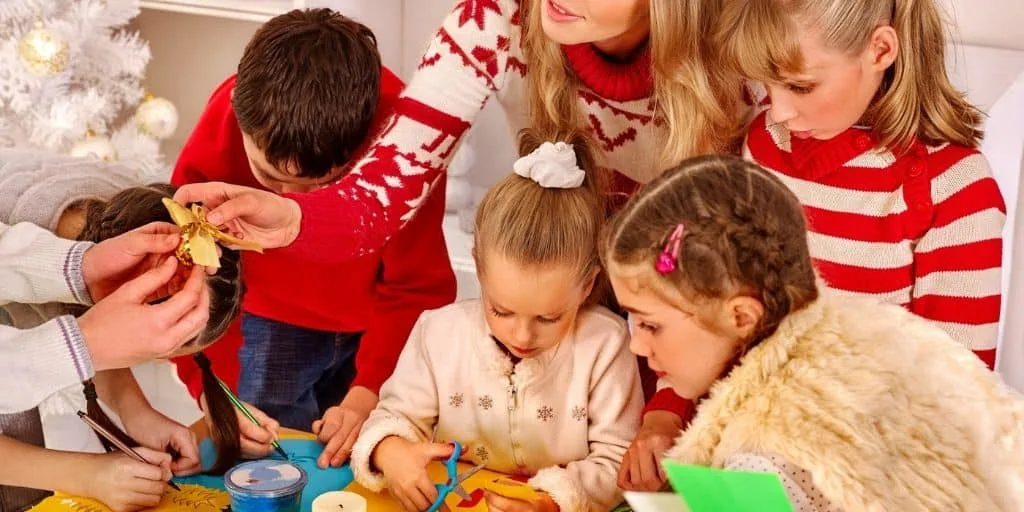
[474, 128, 608, 304]
[522, 0, 745, 167]
[716, 0, 983, 152]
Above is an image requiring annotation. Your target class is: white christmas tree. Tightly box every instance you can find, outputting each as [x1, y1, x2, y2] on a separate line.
[0, 0, 177, 178]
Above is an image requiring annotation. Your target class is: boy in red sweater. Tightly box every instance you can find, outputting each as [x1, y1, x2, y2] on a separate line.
[170, 9, 456, 468]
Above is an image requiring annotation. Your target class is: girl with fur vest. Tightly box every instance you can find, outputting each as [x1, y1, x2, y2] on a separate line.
[603, 154, 1024, 511]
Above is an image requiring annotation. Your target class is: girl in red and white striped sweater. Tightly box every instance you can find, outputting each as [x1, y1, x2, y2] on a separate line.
[717, 0, 1006, 370]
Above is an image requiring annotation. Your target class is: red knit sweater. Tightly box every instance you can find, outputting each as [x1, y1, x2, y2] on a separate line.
[745, 112, 1005, 369]
[194, 0, 691, 417]
[170, 70, 457, 398]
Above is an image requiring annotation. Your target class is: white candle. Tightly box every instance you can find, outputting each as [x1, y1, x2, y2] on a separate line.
[312, 491, 368, 512]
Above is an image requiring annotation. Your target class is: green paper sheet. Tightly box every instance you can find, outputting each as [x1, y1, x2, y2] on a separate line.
[663, 461, 794, 512]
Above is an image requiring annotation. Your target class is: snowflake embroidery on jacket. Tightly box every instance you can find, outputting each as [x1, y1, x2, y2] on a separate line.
[475, 445, 490, 461]
[449, 393, 465, 408]
[537, 406, 555, 422]
[571, 406, 587, 422]
[478, 395, 494, 410]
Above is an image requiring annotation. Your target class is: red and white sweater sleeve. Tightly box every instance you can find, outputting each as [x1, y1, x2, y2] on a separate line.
[278, 0, 518, 264]
[352, 177, 457, 394]
[910, 150, 1005, 369]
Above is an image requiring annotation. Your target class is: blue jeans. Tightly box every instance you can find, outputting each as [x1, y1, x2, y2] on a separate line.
[238, 313, 361, 430]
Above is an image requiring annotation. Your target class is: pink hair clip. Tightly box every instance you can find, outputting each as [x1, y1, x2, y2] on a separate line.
[656, 224, 685, 274]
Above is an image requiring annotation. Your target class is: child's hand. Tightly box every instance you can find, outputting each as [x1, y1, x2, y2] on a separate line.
[200, 393, 280, 458]
[617, 410, 683, 491]
[122, 406, 201, 476]
[314, 386, 378, 468]
[373, 436, 453, 512]
[484, 491, 560, 512]
[83, 447, 173, 512]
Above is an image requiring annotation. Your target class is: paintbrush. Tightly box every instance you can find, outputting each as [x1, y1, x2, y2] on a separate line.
[77, 411, 182, 492]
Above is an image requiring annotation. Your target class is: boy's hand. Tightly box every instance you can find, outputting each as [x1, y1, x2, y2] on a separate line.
[373, 437, 452, 512]
[314, 386, 377, 468]
[485, 492, 560, 512]
[617, 410, 682, 491]
[200, 393, 281, 459]
[121, 406, 201, 476]
[83, 447, 173, 512]
[173, 182, 301, 249]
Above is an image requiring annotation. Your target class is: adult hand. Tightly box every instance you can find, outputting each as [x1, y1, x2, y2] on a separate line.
[173, 182, 302, 250]
[373, 437, 453, 512]
[617, 410, 683, 491]
[200, 393, 281, 459]
[313, 386, 377, 468]
[484, 492, 559, 512]
[79, 258, 210, 371]
[81, 222, 190, 303]
[122, 406, 201, 476]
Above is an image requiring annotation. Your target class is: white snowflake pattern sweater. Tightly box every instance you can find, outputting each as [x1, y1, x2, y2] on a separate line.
[351, 300, 645, 511]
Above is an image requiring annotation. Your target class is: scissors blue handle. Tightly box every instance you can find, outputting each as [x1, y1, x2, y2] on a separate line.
[426, 441, 464, 512]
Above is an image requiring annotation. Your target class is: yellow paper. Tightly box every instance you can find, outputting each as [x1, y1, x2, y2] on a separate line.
[161, 198, 263, 268]
[32, 484, 229, 512]
[345, 462, 539, 511]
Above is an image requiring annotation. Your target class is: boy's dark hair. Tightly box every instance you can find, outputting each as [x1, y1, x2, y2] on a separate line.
[233, 8, 382, 178]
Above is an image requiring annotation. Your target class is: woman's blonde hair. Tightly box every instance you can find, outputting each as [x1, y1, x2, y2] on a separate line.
[716, 0, 982, 152]
[522, 0, 745, 167]
[474, 128, 607, 303]
[602, 155, 818, 344]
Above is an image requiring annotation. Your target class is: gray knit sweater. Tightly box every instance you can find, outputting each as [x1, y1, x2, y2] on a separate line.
[0, 150, 142, 511]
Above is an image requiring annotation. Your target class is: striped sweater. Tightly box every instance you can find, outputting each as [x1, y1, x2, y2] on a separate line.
[744, 112, 1006, 368]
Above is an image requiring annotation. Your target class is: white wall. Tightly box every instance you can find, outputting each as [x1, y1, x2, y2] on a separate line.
[132, 1, 403, 160]
[945, 0, 1024, 50]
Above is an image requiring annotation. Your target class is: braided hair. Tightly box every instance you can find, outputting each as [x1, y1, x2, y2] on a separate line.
[602, 154, 819, 348]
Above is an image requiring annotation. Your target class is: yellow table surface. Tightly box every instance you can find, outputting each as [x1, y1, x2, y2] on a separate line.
[31, 426, 537, 511]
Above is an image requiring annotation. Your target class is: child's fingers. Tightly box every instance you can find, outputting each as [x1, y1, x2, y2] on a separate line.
[311, 419, 323, 435]
[240, 437, 273, 458]
[330, 425, 361, 467]
[413, 479, 438, 511]
[131, 475, 169, 496]
[617, 450, 633, 489]
[317, 429, 347, 469]
[637, 452, 662, 490]
[239, 416, 273, 444]
[127, 489, 165, 509]
[124, 459, 166, 483]
[316, 419, 341, 444]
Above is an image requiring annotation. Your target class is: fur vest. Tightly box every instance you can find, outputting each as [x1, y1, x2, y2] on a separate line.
[666, 292, 1024, 511]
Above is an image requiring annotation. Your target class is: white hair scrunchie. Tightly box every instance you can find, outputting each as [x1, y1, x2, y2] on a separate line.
[512, 141, 585, 189]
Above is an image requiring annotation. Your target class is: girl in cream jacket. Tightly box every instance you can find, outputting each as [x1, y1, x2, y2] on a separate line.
[351, 131, 644, 512]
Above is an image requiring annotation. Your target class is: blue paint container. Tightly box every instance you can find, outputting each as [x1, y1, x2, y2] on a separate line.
[224, 460, 308, 512]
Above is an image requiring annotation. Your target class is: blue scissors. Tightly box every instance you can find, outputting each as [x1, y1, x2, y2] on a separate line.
[426, 440, 485, 512]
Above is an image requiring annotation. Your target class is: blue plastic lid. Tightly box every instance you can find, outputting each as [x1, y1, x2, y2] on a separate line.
[224, 460, 308, 498]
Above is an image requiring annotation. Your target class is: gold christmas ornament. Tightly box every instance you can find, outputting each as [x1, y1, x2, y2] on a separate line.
[161, 198, 263, 269]
[18, 21, 69, 75]
[136, 94, 179, 139]
[69, 131, 117, 161]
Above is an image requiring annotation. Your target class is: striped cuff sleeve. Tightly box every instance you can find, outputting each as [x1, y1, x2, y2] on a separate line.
[55, 315, 94, 381]
[63, 241, 94, 306]
[0, 315, 95, 413]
